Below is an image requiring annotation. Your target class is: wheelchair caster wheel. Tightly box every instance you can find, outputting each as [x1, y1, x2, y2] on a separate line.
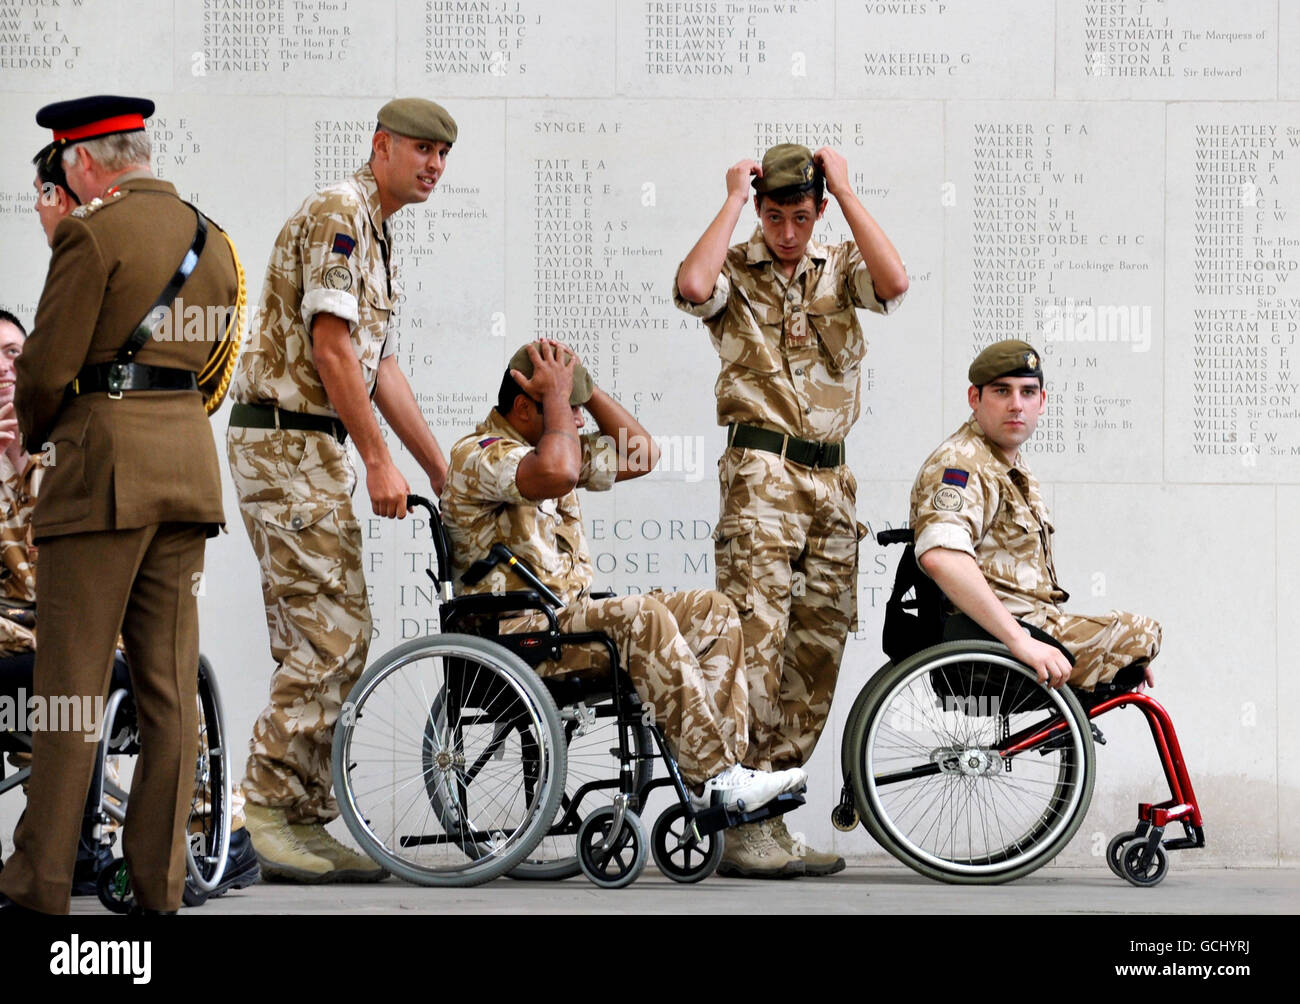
[651, 805, 722, 884]
[831, 803, 859, 832]
[96, 859, 134, 914]
[577, 806, 647, 889]
[181, 876, 210, 908]
[1120, 841, 1168, 887]
[1106, 831, 1137, 879]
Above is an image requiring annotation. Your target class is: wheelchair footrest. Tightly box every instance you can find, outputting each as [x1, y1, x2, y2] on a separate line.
[693, 791, 806, 837]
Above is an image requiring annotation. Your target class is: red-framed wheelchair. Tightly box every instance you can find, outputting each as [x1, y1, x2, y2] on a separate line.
[831, 529, 1204, 886]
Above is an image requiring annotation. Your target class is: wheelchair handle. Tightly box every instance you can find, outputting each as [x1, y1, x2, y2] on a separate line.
[876, 528, 915, 546]
[405, 494, 451, 589]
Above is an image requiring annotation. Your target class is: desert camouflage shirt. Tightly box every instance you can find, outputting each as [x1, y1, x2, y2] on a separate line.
[910, 417, 1069, 619]
[441, 410, 618, 604]
[231, 163, 399, 416]
[0, 452, 40, 653]
[674, 227, 905, 443]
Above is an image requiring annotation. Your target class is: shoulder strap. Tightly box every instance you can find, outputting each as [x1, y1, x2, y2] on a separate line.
[116, 206, 208, 366]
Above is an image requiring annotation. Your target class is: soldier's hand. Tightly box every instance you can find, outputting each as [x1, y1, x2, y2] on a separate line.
[1008, 634, 1073, 689]
[512, 340, 575, 405]
[0, 403, 16, 451]
[727, 160, 762, 201]
[813, 147, 851, 199]
[367, 458, 411, 519]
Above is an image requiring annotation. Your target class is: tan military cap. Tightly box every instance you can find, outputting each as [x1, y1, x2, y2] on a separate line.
[968, 339, 1043, 386]
[377, 98, 457, 144]
[753, 143, 817, 194]
[508, 342, 593, 406]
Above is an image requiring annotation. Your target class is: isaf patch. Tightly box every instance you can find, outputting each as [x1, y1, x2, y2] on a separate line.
[932, 487, 963, 512]
[323, 264, 353, 291]
[332, 233, 356, 258]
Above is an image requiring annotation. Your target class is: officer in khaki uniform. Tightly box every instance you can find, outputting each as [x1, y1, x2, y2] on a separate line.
[0, 96, 240, 914]
[441, 341, 806, 814]
[911, 339, 1162, 691]
[675, 144, 909, 876]
[228, 98, 454, 882]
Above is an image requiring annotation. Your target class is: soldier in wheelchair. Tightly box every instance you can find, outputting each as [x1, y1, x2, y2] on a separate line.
[444, 341, 806, 812]
[833, 339, 1200, 885]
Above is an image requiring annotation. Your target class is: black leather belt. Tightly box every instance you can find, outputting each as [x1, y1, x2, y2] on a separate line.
[70, 362, 198, 398]
[727, 423, 845, 468]
[229, 402, 347, 443]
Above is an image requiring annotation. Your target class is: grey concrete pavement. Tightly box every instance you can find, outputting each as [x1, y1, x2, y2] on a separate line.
[69, 865, 1300, 915]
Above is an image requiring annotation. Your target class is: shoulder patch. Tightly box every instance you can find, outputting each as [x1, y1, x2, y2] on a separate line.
[322, 264, 352, 291]
[478, 437, 502, 448]
[941, 468, 969, 488]
[932, 487, 963, 512]
[332, 233, 356, 258]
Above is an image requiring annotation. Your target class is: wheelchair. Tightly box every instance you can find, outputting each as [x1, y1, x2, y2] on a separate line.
[331, 495, 804, 889]
[830, 529, 1205, 886]
[0, 648, 233, 910]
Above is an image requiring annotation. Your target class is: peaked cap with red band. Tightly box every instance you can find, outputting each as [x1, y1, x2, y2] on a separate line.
[35, 94, 155, 144]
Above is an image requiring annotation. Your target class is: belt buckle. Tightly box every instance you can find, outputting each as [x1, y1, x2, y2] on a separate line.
[106, 363, 127, 400]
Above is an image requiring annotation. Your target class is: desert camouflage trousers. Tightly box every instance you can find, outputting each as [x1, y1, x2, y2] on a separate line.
[228, 425, 370, 824]
[1027, 607, 1164, 690]
[542, 589, 747, 784]
[714, 448, 862, 772]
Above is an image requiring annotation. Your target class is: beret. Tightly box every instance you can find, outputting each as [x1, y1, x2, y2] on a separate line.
[968, 339, 1043, 386]
[377, 98, 457, 144]
[753, 143, 817, 195]
[508, 342, 593, 407]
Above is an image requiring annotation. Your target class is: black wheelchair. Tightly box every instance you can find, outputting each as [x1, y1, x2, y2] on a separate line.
[331, 495, 804, 888]
[831, 529, 1205, 886]
[0, 649, 233, 910]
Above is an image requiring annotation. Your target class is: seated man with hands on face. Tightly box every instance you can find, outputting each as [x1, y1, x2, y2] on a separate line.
[440, 339, 808, 815]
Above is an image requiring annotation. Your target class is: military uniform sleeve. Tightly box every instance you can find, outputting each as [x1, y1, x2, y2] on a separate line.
[840, 242, 906, 317]
[299, 201, 364, 330]
[910, 459, 988, 561]
[672, 263, 730, 320]
[578, 433, 618, 492]
[459, 437, 535, 506]
[16, 218, 108, 450]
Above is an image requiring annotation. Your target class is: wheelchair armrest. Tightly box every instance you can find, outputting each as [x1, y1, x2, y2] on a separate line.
[441, 591, 561, 634]
[588, 591, 616, 600]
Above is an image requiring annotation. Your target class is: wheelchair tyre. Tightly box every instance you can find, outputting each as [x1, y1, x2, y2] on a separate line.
[1120, 841, 1168, 887]
[847, 641, 1095, 884]
[183, 656, 232, 900]
[96, 859, 133, 914]
[839, 662, 893, 783]
[510, 698, 653, 881]
[1107, 831, 1138, 880]
[651, 803, 723, 883]
[333, 634, 566, 887]
[577, 805, 647, 889]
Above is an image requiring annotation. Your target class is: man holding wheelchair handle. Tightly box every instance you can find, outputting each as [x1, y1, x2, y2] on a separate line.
[440, 339, 808, 817]
[910, 339, 1162, 692]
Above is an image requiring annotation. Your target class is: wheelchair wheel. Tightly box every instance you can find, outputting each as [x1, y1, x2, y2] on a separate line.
[577, 804, 647, 889]
[96, 858, 134, 914]
[839, 662, 893, 785]
[509, 694, 654, 881]
[847, 641, 1095, 884]
[1107, 830, 1138, 880]
[333, 634, 566, 887]
[183, 656, 232, 903]
[650, 803, 723, 883]
[1120, 841, 1168, 887]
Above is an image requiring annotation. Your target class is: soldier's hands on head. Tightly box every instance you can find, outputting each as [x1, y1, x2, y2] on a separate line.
[813, 147, 851, 199]
[727, 160, 762, 201]
[1008, 634, 1073, 689]
[367, 458, 411, 519]
[0, 403, 16, 451]
[512, 340, 575, 406]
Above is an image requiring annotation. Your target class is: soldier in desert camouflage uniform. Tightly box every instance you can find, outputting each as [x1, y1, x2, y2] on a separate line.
[0, 310, 37, 657]
[911, 339, 1161, 692]
[441, 340, 807, 810]
[675, 144, 909, 877]
[227, 98, 455, 883]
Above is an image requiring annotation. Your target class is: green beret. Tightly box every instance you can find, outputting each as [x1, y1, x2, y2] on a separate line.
[508, 342, 593, 407]
[377, 98, 457, 144]
[753, 143, 817, 195]
[968, 339, 1043, 387]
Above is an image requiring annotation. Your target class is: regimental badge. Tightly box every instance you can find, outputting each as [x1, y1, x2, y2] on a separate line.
[1027, 351, 1039, 369]
[941, 468, 969, 488]
[332, 233, 356, 258]
[803, 163, 814, 182]
[323, 264, 353, 291]
[478, 437, 501, 448]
